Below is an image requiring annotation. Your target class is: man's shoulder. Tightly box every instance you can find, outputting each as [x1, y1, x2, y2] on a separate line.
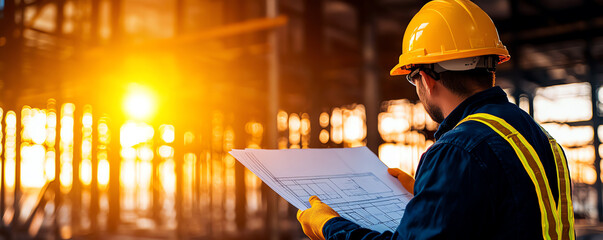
[435, 120, 500, 152]
[418, 119, 511, 182]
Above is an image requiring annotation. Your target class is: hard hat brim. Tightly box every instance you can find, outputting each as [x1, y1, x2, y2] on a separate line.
[390, 48, 510, 76]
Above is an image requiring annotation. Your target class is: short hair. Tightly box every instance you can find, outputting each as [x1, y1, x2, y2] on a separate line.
[438, 70, 495, 97]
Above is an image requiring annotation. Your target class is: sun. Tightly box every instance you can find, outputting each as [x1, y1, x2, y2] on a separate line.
[123, 84, 157, 120]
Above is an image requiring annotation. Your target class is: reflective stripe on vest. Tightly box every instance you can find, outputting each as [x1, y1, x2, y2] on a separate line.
[540, 126, 575, 239]
[456, 113, 574, 240]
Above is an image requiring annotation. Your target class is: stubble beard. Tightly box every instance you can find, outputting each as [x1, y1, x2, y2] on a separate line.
[417, 81, 445, 124]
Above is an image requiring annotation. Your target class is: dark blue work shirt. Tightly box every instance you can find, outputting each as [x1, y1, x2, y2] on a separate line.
[323, 86, 565, 240]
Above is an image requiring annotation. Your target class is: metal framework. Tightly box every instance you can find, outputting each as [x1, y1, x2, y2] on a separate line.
[0, 0, 603, 239]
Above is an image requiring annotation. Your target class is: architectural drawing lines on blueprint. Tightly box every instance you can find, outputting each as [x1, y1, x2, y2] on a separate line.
[245, 152, 276, 179]
[231, 148, 413, 232]
[333, 196, 407, 231]
[274, 172, 408, 231]
[278, 173, 396, 208]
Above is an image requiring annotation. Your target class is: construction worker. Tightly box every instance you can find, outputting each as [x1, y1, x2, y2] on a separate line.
[297, 0, 575, 239]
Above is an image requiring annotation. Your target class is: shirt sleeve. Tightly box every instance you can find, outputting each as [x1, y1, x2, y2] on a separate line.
[323, 217, 398, 240]
[396, 142, 495, 239]
[323, 142, 494, 240]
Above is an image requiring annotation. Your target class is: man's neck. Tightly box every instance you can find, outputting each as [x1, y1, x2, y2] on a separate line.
[440, 88, 488, 119]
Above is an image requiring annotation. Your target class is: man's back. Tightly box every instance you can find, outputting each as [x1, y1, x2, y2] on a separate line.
[297, 2, 574, 238]
[319, 87, 567, 240]
[397, 86, 561, 239]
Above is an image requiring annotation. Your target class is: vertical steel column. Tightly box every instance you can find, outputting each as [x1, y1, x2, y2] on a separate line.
[54, 0, 65, 235]
[72, 106, 82, 232]
[220, 121, 226, 236]
[266, 0, 279, 239]
[207, 137, 213, 238]
[90, 0, 100, 45]
[12, 108, 20, 227]
[587, 38, 602, 222]
[581, 0, 603, 221]
[53, 100, 62, 239]
[209, 112, 224, 237]
[56, 0, 65, 35]
[174, 1, 184, 236]
[202, 123, 212, 238]
[109, 0, 122, 42]
[509, 0, 522, 107]
[266, 0, 279, 154]
[193, 132, 201, 218]
[510, 50, 522, 107]
[107, 116, 121, 232]
[221, 0, 248, 232]
[175, 128, 184, 239]
[90, 113, 99, 239]
[234, 117, 247, 231]
[108, 0, 123, 232]
[0, 108, 5, 218]
[0, 0, 17, 222]
[304, 0, 324, 149]
[151, 127, 161, 226]
[360, 0, 381, 152]
[11, 0, 26, 228]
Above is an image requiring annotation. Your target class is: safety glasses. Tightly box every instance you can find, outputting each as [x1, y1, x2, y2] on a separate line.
[405, 65, 441, 87]
[406, 68, 422, 86]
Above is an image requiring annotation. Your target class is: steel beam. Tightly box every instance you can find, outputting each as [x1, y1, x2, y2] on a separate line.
[0, 108, 5, 221]
[586, 33, 603, 223]
[360, 0, 381, 152]
[107, 116, 120, 232]
[90, 111, 99, 239]
[152, 127, 161, 226]
[175, 128, 184, 239]
[495, 5, 603, 34]
[55, 0, 64, 34]
[86, 15, 288, 57]
[72, 105, 82, 233]
[12, 107, 20, 228]
[53, 99, 61, 240]
[107, 0, 123, 233]
[266, 0, 280, 239]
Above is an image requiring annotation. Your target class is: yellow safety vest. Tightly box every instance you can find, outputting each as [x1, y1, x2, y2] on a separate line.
[457, 113, 575, 240]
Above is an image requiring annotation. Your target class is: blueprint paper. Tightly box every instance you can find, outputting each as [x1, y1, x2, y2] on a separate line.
[229, 147, 413, 232]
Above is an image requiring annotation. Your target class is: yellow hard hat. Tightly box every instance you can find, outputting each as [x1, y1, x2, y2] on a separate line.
[390, 0, 510, 76]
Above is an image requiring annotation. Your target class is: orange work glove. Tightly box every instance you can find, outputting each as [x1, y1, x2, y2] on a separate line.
[297, 196, 340, 240]
[388, 168, 415, 195]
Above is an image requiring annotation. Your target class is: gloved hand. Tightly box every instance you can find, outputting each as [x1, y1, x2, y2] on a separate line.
[388, 168, 415, 195]
[297, 196, 340, 240]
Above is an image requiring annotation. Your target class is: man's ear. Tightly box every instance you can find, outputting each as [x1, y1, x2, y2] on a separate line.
[419, 70, 437, 94]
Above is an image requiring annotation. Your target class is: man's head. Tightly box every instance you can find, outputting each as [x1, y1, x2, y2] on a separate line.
[389, 0, 509, 122]
[406, 56, 496, 123]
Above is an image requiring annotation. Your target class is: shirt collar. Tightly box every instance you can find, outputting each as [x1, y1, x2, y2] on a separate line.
[434, 86, 509, 140]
